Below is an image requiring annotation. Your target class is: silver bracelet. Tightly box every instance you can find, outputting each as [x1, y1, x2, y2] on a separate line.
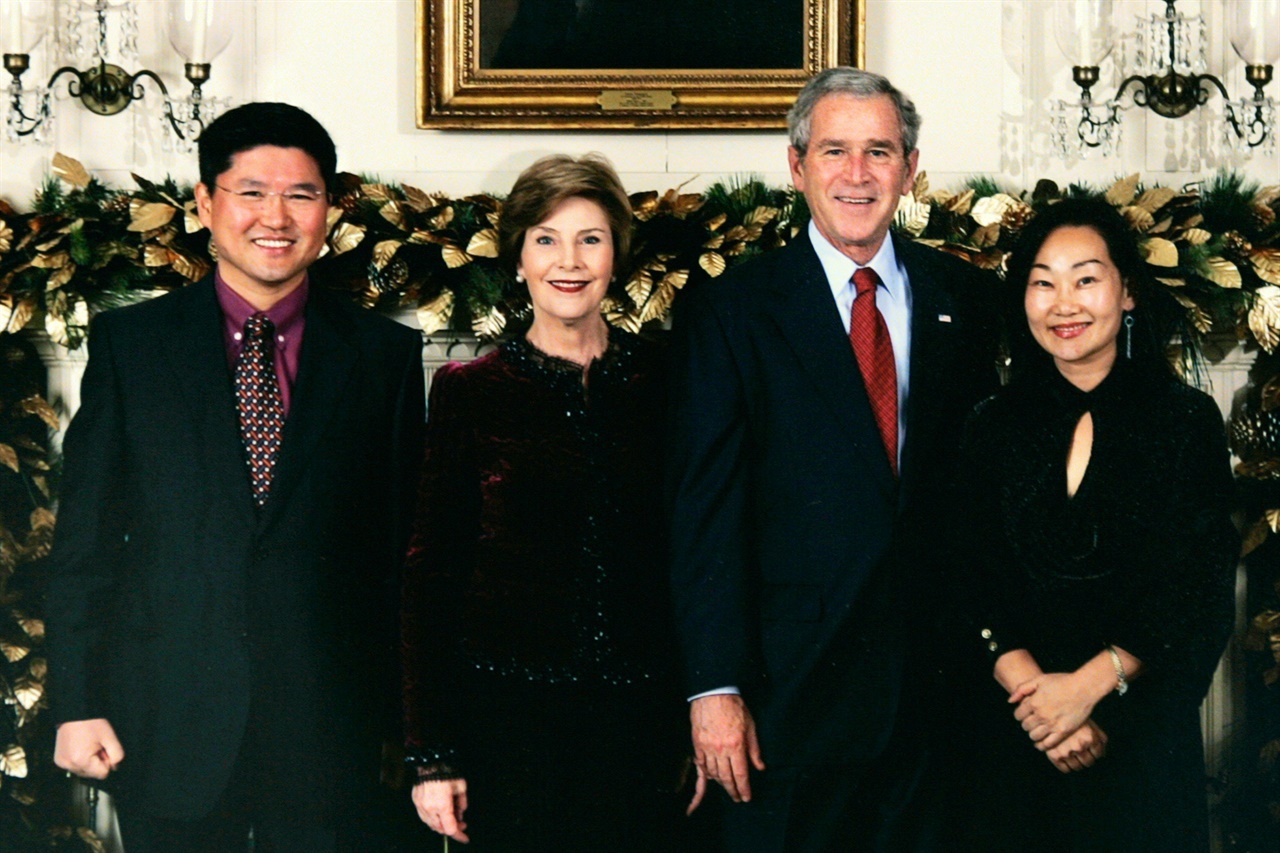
[1106, 644, 1128, 696]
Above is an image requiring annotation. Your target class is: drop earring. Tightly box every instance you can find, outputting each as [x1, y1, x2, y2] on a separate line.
[1124, 313, 1135, 359]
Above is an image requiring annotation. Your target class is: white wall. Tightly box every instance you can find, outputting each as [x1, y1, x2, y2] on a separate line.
[0, 1, 1274, 207]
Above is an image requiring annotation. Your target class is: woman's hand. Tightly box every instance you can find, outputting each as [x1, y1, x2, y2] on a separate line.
[1045, 718, 1108, 773]
[412, 777, 470, 843]
[1009, 672, 1101, 751]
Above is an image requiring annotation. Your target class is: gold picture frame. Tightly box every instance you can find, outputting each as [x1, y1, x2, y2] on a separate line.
[416, 0, 865, 129]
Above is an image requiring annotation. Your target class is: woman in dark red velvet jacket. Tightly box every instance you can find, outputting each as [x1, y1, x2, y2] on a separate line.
[401, 154, 689, 851]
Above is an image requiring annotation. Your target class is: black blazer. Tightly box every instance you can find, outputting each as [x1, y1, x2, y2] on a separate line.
[668, 231, 997, 767]
[45, 278, 425, 819]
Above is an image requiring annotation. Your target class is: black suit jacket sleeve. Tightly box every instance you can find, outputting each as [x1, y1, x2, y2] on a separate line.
[46, 311, 131, 725]
[667, 281, 758, 697]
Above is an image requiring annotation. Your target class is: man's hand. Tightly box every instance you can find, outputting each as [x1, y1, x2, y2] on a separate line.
[689, 694, 765, 808]
[412, 778, 470, 843]
[1045, 718, 1108, 774]
[54, 718, 124, 780]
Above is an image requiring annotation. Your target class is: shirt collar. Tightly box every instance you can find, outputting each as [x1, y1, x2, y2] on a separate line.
[215, 272, 310, 340]
[808, 220, 906, 305]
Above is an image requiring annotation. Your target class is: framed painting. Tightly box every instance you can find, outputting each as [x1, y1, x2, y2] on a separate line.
[416, 0, 865, 129]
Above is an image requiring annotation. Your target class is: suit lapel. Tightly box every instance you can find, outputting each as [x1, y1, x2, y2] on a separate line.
[165, 279, 258, 528]
[763, 234, 897, 493]
[257, 289, 357, 529]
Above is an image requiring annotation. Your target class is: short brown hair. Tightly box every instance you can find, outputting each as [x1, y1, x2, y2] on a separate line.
[499, 154, 633, 286]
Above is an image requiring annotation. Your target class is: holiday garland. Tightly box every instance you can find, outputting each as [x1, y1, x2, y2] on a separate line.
[3, 156, 1280, 844]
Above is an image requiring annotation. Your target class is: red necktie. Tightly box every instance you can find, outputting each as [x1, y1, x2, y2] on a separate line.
[850, 267, 897, 475]
[234, 313, 285, 505]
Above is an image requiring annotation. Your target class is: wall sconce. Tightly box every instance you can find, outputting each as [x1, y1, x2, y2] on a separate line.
[1, 0, 232, 144]
[1050, 0, 1279, 155]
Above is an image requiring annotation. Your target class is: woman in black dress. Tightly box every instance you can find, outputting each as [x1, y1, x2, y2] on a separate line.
[953, 198, 1237, 851]
[400, 154, 688, 850]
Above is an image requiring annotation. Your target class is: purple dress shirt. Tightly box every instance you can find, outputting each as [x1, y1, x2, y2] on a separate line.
[215, 274, 308, 418]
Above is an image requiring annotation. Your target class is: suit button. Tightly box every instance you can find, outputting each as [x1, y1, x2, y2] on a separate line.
[980, 628, 992, 639]
[987, 641, 998, 652]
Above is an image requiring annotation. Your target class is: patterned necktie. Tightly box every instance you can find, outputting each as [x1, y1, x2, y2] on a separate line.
[234, 313, 285, 505]
[850, 266, 898, 475]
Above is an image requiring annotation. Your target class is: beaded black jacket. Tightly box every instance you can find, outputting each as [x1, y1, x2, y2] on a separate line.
[400, 332, 677, 768]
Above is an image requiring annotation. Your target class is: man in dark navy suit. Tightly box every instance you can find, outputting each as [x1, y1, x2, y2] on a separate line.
[46, 103, 424, 852]
[668, 68, 997, 851]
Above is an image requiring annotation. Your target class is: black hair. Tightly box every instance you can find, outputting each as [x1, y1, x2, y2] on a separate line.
[1003, 196, 1185, 379]
[197, 102, 337, 192]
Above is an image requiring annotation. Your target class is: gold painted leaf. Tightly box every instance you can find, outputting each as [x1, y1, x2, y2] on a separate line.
[402, 185, 434, 213]
[1134, 187, 1176, 213]
[170, 251, 210, 282]
[28, 656, 47, 678]
[13, 680, 41, 710]
[912, 172, 929, 200]
[45, 264, 75, 291]
[972, 223, 1000, 249]
[1172, 293, 1213, 334]
[0, 220, 13, 254]
[184, 201, 203, 234]
[1183, 228, 1212, 245]
[0, 444, 17, 473]
[723, 225, 748, 242]
[1252, 248, 1280, 285]
[361, 183, 395, 203]
[1268, 508, 1280, 534]
[1141, 237, 1179, 267]
[0, 745, 27, 779]
[143, 245, 170, 267]
[329, 222, 365, 255]
[640, 283, 676, 324]
[699, 252, 727, 277]
[705, 213, 727, 232]
[895, 196, 931, 236]
[430, 206, 455, 230]
[466, 228, 500, 258]
[1205, 257, 1243, 289]
[1156, 277, 1186, 287]
[1104, 174, 1140, 206]
[371, 240, 402, 272]
[601, 295, 641, 334]
[30, 250, 68, 269]
[1250, 285, 1280, 352]
[630, 191, 659, 222]
[471, 306, 506, 338]
[745, 206, 778, 227]
[702, 234, 725, 250]
[943, 189, 974, 216]
[971, 194, 1018, 227]
[0, 640, 29, 663]
[441, 244, 473, 269]
[16, 615, 44, 640]
[380, 201, 406, 230]
[487, 210, 502, 228]
[660, 269, 690, 290]
[416, 290, 454, 335]
[0, 297, 36, 334]
[1120, 206, 1155, 232]
[52, 153, 90, 188]
[1149, 216, 1172, 234]
[127, 202, 177, 233]
[626, 271, 653, 306]
[18, 396, 60, 431]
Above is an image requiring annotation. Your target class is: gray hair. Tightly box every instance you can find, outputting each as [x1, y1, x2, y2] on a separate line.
[787, 67, 921, 156]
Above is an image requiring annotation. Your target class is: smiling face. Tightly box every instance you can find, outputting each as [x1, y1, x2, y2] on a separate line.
[1024, 225, 1136, 390]
[788, 93, 918, 265]
[195, 145, 330, 308]
[518, 195, 614, 330]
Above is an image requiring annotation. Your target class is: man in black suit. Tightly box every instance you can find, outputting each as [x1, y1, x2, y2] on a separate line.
[669, 68, 997, 850]
[46, 103, 425, 852]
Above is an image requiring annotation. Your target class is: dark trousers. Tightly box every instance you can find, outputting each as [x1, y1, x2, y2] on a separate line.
[720, 739, 925, 853]
[115, 728, 426, 853]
